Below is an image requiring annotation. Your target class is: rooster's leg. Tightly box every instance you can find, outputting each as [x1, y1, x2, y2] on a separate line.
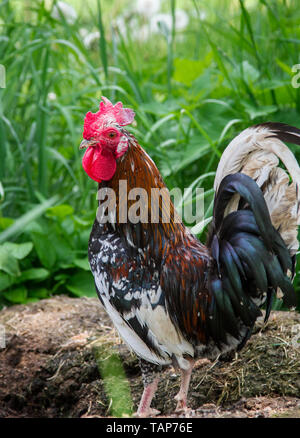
[174, 359, 194, 412]
[135, 359, 161, 417]
[136, 376, 160, 417]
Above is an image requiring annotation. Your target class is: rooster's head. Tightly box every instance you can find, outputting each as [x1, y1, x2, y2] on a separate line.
[80, 96, 135, 182]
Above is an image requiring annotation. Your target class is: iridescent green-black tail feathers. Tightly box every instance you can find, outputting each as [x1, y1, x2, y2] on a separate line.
[207, 173, 296, 346]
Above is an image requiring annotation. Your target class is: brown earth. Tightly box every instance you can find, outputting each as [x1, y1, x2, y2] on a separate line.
[0, 295, 299, 418]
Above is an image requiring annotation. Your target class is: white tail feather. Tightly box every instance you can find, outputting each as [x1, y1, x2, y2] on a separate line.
[214, 124, 300, 255]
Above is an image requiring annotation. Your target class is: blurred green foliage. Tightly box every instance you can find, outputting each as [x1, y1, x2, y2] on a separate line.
[0, 0, 299, 309]
[0, 203, 95, 305]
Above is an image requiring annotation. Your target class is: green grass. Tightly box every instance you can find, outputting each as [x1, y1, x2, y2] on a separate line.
[0, 0, 299, 309]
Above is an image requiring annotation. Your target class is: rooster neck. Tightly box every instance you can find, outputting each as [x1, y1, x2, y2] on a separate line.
[97, 139, 187, 257]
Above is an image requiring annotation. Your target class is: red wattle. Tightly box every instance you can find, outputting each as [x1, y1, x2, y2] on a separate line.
[82, 146, 116, 182]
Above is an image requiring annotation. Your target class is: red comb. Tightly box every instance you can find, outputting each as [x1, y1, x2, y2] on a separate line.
[83, 96, 135, 139]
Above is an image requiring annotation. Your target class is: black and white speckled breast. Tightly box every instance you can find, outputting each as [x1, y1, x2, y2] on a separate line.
[88, 219, 194, 367]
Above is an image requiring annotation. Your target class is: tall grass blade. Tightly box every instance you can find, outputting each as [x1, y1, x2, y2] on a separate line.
[97, 0, 108, 81]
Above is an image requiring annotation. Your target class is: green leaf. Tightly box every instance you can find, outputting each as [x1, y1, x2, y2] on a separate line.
[61, 217, 75, 235]
[174, 54, 213, 86]
[0, 272, 16, 292]
[0, 217, 14, 231]
[241, 101, 277, 120]
[2, 242, 33, 259]
[31, 232, 56, 269]
[47, 204, 74, 220]
[54, 273, 69, 281]
[144, 114, 175, 143]
[3, 285, 27, 303]
[139, 100, 180, 116]
[19, 268, 49, 282]
[74, 257, 90, 271]
[232, 61, 260, 84]
[160, 136, 211, 177]
[51, 234, 75, 265]
[24, 220, 44, 234]
[0, 246, 20, 276]
[66, 271, 96, 297]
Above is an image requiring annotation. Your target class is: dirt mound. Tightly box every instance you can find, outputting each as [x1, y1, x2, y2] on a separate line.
[0, 296, 299, 418]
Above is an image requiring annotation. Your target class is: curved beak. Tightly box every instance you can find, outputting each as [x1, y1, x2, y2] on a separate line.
[79, 138, 97, 149]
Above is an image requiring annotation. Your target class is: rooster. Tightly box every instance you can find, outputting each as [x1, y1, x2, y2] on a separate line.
[80, 97, 300, 416]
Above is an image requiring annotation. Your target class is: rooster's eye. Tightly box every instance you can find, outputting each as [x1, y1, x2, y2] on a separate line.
[107, 131, 117, 138]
